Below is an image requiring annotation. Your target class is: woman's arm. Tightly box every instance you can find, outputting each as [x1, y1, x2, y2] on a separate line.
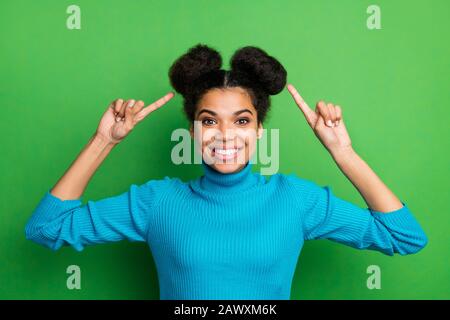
[51, 93, 174, 200]
[51, 132, 115, 200]
[287, 84, 402, 212]
[286, 175, 427, 255]
[285, 84, 427, 255]
[25, 178, 174, 251]
[330, 147, 402, 212]
[25, 93, 175, 251]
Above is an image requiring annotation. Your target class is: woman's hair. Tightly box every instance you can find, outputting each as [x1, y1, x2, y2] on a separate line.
[168, 44, 287, 124]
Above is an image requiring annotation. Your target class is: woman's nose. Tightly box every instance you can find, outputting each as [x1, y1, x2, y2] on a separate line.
[217, 124, 236, 141]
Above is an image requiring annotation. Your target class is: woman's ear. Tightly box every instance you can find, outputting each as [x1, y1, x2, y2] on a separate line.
[257, 122, 263, 139]
[189, 124, 194, 138]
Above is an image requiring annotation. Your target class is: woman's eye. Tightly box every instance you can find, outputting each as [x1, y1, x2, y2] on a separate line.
[236, 118, 250, 125]
[202, 118, 216, 126]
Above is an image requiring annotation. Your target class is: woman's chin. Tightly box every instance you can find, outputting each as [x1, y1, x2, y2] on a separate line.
[211, 162, 246, 174]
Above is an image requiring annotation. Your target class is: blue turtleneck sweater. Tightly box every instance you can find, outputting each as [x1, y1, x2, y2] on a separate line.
[25, 161, 428, 299]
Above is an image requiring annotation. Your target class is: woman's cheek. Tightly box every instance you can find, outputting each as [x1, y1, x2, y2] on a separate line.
[242, 128, 258, 148]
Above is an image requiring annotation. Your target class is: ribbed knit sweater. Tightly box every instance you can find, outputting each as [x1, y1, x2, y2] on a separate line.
[25, 161, 428, 299]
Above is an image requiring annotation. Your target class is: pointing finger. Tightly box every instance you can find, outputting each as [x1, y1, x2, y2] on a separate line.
[136, 92, 175, 121]
[286, 84, 316, 127]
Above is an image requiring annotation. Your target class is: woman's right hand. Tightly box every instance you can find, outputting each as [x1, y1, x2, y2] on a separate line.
[95, 92, 175, 145]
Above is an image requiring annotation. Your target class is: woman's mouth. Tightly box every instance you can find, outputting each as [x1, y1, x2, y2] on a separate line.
[211, 147, 243, 161]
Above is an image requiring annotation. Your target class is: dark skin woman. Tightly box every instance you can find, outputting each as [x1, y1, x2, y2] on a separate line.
[51, 45, 402, 214]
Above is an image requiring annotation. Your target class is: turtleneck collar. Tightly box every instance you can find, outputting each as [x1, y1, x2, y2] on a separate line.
[199, 160, 260, 193]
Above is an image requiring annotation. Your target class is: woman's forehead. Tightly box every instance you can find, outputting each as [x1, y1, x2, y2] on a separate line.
[196, 88, 256, 116]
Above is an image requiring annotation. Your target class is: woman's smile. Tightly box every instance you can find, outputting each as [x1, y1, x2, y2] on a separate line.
[211, 146, 244, 161]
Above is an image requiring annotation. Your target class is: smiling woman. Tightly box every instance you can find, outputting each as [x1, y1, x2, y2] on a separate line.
[192, 88, 261, 173]
[169, 44, 286, 173]
[24, 43, 428, 300]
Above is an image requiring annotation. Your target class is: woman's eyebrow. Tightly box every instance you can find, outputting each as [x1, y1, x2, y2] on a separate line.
[197, 108, 253, 117]
[234, 109, 253, 116]
[197, 109, 217, 117]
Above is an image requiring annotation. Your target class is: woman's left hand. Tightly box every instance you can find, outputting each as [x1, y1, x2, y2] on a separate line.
[287, 83, 353, 155]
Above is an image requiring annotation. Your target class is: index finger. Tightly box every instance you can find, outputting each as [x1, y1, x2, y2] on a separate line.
[137, 92, 175, 120]
[286, 84, 316, 126]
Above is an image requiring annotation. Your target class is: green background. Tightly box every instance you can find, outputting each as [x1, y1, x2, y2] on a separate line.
[1, 0, 448, 299]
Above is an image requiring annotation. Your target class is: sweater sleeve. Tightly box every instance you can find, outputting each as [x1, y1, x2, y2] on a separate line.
[286, 175, 428, 256]
[24, 178, 170, 251]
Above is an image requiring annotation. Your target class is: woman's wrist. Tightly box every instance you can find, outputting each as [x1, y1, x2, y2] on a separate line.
[92, 132, 119, 149]
[329, 145, 356, 161]
[50, 133, 116, 201]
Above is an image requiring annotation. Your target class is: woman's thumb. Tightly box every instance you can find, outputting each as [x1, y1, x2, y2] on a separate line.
[315, 112, 325, 130]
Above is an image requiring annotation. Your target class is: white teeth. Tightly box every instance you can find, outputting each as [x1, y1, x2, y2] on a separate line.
[215, 148, 238, 155]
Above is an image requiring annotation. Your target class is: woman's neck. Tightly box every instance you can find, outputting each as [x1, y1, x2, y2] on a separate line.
[199, 161, 259, 193]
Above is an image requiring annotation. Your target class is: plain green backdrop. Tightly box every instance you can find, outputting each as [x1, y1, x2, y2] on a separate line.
[1, 0, 448, 299]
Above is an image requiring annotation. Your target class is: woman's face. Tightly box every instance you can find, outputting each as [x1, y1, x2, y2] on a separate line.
[190, 87, 263, 174]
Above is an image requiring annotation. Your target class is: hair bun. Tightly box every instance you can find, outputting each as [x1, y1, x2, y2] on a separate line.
[169, 44, 222, 95]
[230, 46, 287, 95]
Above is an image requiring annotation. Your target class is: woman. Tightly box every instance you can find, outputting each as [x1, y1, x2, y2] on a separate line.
[25, 44, 428, 300]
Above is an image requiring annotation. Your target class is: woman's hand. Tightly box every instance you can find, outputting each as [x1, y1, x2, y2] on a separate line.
[95, 92, 175, 145]
[286, 84, 407, 214]
[287, 84, 352, 155]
